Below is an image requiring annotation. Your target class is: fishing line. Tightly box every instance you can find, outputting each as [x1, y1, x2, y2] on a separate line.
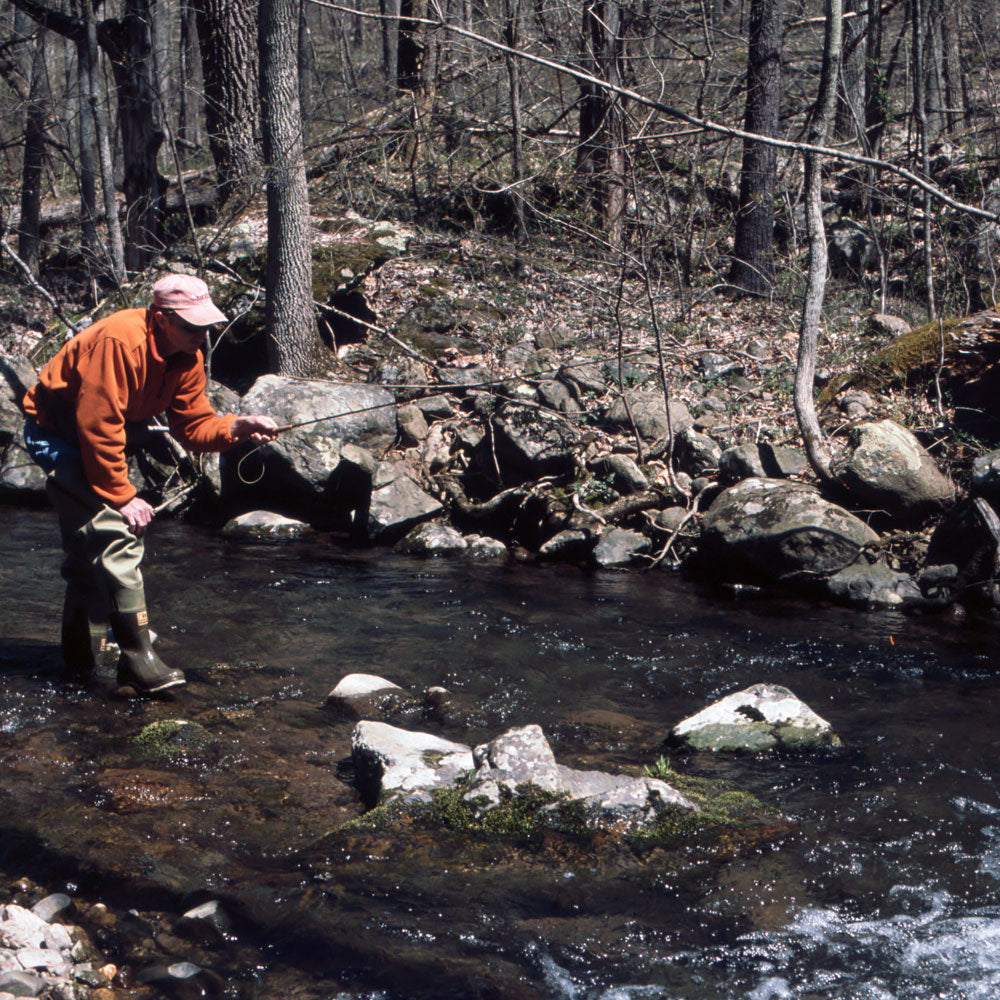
[234, 347, 677, 485]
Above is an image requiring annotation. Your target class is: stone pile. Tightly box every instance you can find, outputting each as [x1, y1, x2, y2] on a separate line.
[0, 895, 115, 999]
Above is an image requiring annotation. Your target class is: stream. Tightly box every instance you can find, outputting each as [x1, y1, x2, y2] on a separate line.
[2, 503, 1000, 1000]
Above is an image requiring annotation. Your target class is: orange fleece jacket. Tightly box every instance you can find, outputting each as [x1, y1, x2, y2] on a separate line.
[23, 308, 236, 506]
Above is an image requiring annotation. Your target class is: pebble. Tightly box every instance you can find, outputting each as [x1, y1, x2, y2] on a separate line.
[0, 897, 107, 998]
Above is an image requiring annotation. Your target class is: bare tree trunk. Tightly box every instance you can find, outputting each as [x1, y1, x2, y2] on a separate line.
[834, 0, 865, 141]
[260, 0, 320, 376]
[912, 0, 937, 317]
[177, 1, 202, 150]
[503, 0, 527, 250]
[729, 0, 783, 295]
[17, 15, 46, 275]
[75, 35, 99, 265]
[83, 0, 125, 283]
[193, 0, 260, 206]
[795, 0, 842, 484]
[864, 0, 886, 156]
[397, 0, 427, 92]
[379, 0, 400, 83]
[577, 1, 627, 245]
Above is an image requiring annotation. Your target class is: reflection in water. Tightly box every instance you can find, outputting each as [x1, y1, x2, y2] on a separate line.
[3, 505, 1000, 999]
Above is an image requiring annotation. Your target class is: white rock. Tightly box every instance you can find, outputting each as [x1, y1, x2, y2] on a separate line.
[328, 673, 402, 699]
[0, 907, 46, 949]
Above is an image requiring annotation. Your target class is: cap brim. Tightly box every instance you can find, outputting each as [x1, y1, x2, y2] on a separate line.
[174, 303, 229, 326]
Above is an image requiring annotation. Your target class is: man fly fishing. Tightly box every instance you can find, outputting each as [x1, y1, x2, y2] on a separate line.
[22, 274, 279, 695]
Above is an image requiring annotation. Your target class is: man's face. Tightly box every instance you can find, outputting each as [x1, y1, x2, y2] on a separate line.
[156, 310, 211, 355]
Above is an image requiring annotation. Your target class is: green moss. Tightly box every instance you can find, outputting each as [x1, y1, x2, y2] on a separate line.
[312, 242, 396, 300]
[132, 719, 211, 763]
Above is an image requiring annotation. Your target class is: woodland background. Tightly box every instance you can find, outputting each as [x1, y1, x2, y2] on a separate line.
[1, 0, 1000, 471]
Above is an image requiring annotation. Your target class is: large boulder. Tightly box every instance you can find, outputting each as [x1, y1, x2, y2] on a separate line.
[699, 477, 879, 585]
[669, 684, 839, 751]
[230, 375, 396, 512]
[831, 420, 955, 520]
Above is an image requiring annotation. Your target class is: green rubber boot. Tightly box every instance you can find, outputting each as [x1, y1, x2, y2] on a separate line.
[109, 609, 185, 693]
[60, 590, 107, 680]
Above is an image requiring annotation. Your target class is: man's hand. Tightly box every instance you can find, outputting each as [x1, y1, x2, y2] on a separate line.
[119, 496, 155, 533]
[231, 414, 280, 443]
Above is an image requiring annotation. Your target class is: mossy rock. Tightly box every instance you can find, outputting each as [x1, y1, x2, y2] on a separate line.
[132, 719, 216, 764]
[818, 310, 1000, 411]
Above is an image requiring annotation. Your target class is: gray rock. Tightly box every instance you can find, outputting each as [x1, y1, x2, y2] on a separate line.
[0, 907, 46, 949]
[719, 444, 766, 485]
[40, 924, 71, 952]
[397, 404, 429, 443]
[761, 443, 809, 478]
[697, 352, 743, 380]
[593, 453, 648, 493]
[222, 510, 311, 542]
[593, 528, 650, 568]
[674, 426, 722, 476]
[829, 220, 877, 277]
[670, 683, 839, 751]
[539, 530, 592, 560]
[234, 375, 396, 505]
[465, 725, 698, 833]
[537, 380, 582, 414]
[413, 394, 455, 419]
[0, 971, 43, 998]
[825, 560, 923, 607]
[396, 521, 468, 556]
[351, 720, 474, 806]
[502, 340, 535, 370]
[559, 362, 605, 395]
[30, 896, 71, 925]
[0, 353, 35, 441]
[464, 535, 509, 560]
[536, 324, 573, 350]
[838, 389, 877, 419]
[367, 477, 443, 542]
[491, 403, 582, 477]
[971, 450, 1000, 508]
[15, 948, 68, 976]
[370, 355, 427, 402]
[0, 443, 46, 499]
[132, 719, 215, 763]
[179, 900, 231, 939]
[865, 313, 911, 338]
[700, 478, 879, 584]
[326, 674, 413, 721]
[605, 391, 693, 441]
[831, 420, 956, 519]
[926, 497, 1000, 605]
[655, 506, 690, 532]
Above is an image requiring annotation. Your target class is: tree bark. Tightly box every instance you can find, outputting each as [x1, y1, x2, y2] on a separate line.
[379, 0, 400, 83]
[17, 16, 46, 276]
[834, 0, 866, 141]
[728, 0, 782, 295]
[794, 0, 842, 484]
[503, 0, 528, 249]
[74, 34, 99, 266]
[193, 0, 260, 206]
[260, 0, 320, 376]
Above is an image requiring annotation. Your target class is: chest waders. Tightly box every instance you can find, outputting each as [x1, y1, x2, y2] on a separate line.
[24, 419, 185, 693]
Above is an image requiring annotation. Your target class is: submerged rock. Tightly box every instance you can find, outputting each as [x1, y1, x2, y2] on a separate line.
[669, 683, 839, 752]
[131, 719, 215, 764]
[326, 674, 414, 720]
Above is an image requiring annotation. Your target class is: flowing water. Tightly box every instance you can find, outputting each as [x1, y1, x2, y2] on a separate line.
[2, 504, 1000, 1000]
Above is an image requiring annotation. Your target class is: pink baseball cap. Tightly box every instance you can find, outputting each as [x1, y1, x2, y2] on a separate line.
[152, 274, 228, 326]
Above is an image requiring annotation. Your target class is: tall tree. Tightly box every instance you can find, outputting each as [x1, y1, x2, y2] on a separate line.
[728, 0, 783, 295]
[192, 0, 260, 207]
[15, 12, 46, 275]
[260, 0, 319, 376]
[577, 0, 627, 245]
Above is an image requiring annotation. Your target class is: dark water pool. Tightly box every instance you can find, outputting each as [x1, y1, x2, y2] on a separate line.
[2, 504, 1000, 1000]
